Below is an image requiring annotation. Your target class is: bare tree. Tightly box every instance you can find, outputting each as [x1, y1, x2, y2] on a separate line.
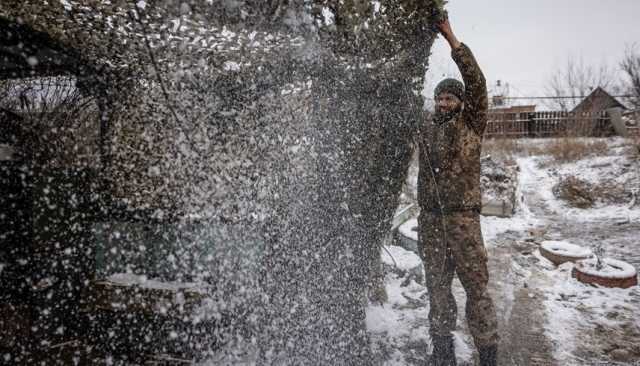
[621, 44, 640, 109]
[546, 57, 616, 111]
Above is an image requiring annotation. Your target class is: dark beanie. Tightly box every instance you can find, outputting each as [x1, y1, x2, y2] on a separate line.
[434, 78, 464, 100]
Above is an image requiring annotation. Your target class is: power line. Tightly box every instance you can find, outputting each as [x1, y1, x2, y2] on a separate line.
[502, 95, 635, 100]
[425, 94, 636, 101]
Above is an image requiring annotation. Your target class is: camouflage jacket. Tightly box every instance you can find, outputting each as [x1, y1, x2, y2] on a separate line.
[417, 43, 488, 214]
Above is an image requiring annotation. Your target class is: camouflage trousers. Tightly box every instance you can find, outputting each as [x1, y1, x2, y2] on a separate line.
[418, 210, 499, 349]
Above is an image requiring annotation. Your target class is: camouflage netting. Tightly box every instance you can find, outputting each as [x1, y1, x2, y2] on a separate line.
[0, 1, 442, 363]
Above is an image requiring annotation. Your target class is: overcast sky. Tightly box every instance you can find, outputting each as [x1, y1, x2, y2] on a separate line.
[424, 0, 640, 108]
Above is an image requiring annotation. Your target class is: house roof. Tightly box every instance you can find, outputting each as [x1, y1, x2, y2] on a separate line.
[571, 87, 626, 113]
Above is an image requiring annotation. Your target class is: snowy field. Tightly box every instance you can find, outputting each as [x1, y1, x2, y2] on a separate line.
[368, 137, 640, 365]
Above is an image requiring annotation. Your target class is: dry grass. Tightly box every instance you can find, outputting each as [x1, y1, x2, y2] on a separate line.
[552, 175, 595, 208]
[543, 138, 609, 164]
[483, 137, 611, 167]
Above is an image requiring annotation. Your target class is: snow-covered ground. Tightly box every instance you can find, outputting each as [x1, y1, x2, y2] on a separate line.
[520, 139, 640, 365]
[368, 137, 640, 365]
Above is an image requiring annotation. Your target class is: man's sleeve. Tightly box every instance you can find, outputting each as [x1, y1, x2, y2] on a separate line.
[451, 43, 488, 136]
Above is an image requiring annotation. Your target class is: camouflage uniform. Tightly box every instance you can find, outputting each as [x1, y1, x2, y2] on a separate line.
[417, 43, 499, 350]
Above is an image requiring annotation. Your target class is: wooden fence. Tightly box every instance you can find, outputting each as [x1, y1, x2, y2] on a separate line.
[485, 111, 612, 139]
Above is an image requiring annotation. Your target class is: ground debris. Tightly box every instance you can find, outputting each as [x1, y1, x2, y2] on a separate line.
[552, 175, 595, 208]
[553, 174, 634, 208]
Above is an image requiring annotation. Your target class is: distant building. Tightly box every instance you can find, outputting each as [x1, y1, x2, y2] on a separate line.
[572, 87, 626, 114]
[569, 88, 627, 136]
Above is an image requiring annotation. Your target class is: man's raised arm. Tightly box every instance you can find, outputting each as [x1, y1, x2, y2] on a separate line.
[437, 17, 489, 136]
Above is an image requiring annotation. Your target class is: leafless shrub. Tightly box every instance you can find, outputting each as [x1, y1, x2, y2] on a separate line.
[593, 182, 633, 206]
[553, 174, 633, 208]
[552, 175, 595, 208]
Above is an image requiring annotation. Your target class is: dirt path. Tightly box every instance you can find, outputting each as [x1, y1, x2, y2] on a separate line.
[477, 157, 557, 366]
[483, 236, 556, 366]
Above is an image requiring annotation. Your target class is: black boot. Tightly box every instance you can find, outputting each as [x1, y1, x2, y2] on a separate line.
[429, 335, 456, 366]
[478, 345, 497, 366]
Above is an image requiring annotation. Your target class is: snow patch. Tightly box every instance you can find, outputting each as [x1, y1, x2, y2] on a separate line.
[397, 217, 418, 242]
[381, 245, 422, 271]
[480, 215, 533, 245]
[366, 302, 402, 335]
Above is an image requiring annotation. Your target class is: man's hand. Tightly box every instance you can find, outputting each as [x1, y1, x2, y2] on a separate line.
[436, 15, 462, 50]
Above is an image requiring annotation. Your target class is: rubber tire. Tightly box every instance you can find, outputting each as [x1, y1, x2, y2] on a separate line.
[572, 267, 638, 289]
[539, 246, 591, 266]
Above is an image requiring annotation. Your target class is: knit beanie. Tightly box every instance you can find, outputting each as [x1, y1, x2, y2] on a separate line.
[434, 78, 464, 100]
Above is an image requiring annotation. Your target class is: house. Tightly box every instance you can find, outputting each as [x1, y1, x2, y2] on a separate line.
[572, 87, 626, 115]
[570, 88, 628, 136]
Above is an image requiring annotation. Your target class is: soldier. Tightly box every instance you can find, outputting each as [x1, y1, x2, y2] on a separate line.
[417, 16, 499, 366]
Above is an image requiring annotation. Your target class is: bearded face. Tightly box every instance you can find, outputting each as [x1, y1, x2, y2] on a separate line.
[434, 92, 463, 125]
